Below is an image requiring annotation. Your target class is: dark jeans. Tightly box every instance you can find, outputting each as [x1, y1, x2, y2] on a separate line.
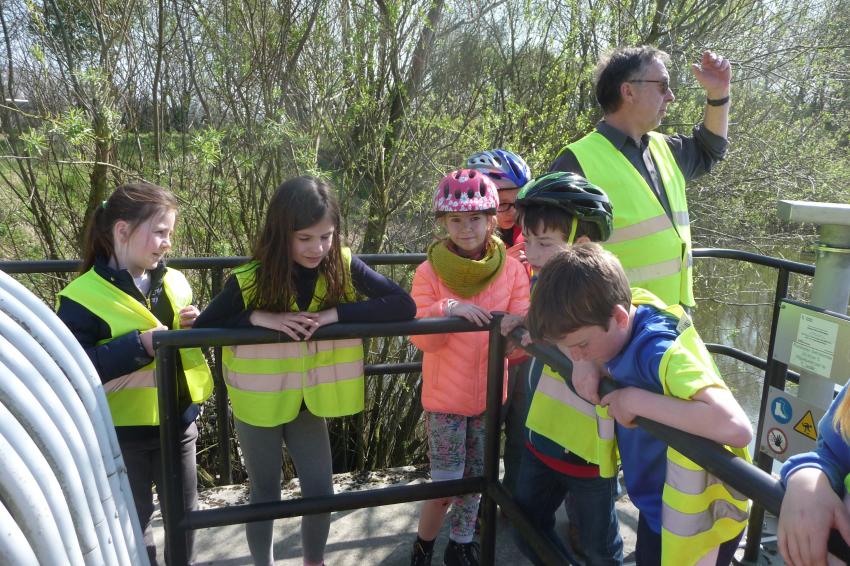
[635, 514, 743, 566]
[514, 446, 623, 566]
[120, 421, 199, 566]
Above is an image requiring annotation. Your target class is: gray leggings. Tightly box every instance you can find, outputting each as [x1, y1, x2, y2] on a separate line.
[235, 411, 334, 566]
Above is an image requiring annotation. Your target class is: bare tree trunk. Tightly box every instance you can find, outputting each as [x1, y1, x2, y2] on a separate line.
[361, 0, 445, 253]
[153, 0, 165, 171]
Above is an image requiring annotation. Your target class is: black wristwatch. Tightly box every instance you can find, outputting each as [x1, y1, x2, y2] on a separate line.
[706, 95, 730, 107]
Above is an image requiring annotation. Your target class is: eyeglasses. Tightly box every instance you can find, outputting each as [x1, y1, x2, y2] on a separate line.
[497, 202, 516, 212]
[629, 79, 670, 94]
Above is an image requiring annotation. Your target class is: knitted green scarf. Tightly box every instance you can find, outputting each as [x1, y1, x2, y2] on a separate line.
[427, 236, 506, 298]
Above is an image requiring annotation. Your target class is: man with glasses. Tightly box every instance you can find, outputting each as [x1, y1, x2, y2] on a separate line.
[549, 46, 731, 309]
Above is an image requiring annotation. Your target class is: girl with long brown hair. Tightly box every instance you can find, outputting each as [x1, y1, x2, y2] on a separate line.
[195, 176, 415, 566]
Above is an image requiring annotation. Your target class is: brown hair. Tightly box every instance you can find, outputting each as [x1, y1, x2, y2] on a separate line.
[527, 243, 631, 341]
[80, 182, 177, 273]
[517, 204, 603, 243]
[594, 46, 670, 114]
[247, 176, 348, 311]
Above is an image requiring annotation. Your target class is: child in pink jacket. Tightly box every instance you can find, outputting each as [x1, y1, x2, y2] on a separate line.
[409, 169, 530, 566]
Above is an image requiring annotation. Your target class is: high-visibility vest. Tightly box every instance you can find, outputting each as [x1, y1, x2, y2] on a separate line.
[57, 268, 213, 426]
[223, 247, 365, 427]
[567, 131, 694, 306]
[525, 364, 618, 477]
[630, 288, 750, 565]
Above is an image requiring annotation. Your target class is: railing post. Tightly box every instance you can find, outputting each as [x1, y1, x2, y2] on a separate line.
[210, 267, 232, 486]
[480, 315, 505, 566]
[156, 343, 188, 566]
[743, 267, 790, 563]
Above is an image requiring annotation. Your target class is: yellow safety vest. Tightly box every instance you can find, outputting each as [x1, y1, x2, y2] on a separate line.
[567, 131, 694, 307]
[631, 288, 750, 565]
[57, 268, 213, 426]
[223, 247, 365, 427]
[525, 364, 618, 477]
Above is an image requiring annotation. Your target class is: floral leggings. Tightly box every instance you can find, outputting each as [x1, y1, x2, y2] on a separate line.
[426, 411, 485, 543]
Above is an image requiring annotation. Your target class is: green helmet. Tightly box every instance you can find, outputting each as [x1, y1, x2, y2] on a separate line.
[516, 172, 614, 241]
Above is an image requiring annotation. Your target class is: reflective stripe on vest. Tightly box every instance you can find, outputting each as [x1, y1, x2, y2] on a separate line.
[629, 289, 751, 565]
[661, 448, 750, 565]
[567, 131, 694, 306]
[223, 248, 365, 427]
[56, 268, 213, 426]
[525, 365, 619, 477]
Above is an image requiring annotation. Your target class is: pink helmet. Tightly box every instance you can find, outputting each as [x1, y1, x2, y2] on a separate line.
[432, 169, 500, 215]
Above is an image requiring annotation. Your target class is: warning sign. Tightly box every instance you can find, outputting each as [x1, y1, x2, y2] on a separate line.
[760, 387, 826, 462]
[794, 411, 819, 441]
[766, 428, 788, 455]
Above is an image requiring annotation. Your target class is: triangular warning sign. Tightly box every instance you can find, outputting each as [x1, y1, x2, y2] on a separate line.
[794, 410, 818, 441]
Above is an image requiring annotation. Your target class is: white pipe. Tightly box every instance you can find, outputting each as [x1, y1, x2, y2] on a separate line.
[0, 499, 38, 566]
[0, 308, 122, 564]
[0, 272, 147, 566]
[0, 290, 126, 566]
[0, 332, 111, 566]
[0, 399, 86, 565]
[0, 419, 71, 565]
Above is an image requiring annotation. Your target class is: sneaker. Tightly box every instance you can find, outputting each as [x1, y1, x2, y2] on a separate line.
[443, 540, 480, 566]
[410, 539, 434, 566]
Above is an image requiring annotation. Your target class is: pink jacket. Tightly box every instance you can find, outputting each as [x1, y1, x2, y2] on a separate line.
[410, 255, 530, 416]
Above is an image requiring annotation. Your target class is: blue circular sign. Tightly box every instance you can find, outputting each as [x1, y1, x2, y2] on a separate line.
[772, 397, 793, 424]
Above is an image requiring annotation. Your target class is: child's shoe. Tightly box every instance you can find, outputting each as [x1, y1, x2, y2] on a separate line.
[443, 540, 480, 566]
[410, 537, 434, 566]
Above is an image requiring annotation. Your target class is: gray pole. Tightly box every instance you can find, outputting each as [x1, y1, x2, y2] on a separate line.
[778, 201, 850, 408]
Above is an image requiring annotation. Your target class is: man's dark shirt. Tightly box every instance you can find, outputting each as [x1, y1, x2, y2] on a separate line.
[549, 121, 728, 221]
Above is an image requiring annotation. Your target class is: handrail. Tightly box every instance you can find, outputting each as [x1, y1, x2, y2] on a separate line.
[0, 253, 428, 274]
[706, 343, 802, 384]
[693, 248, 815, 275]
[0, 247, 813, 275]
[152, 316, 569, 566]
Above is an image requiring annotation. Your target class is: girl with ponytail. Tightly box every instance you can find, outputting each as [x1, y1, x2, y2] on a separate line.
[57, 182, 212, 564]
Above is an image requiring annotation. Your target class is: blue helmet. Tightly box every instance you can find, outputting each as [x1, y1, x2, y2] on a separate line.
[466, 149, 531, 189]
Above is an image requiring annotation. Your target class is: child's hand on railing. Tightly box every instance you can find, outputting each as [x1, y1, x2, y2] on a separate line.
[779, 467, 850, 566]
[600, 387, 641, 428]
[446, 300, 492, 327]
[303, 308, 339, 339]
[249, 310, 319, 341]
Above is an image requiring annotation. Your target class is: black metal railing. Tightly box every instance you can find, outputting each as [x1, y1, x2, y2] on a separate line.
[153, 315, 565, 565]
[0, 254, 425, 486]
[695, 248, 815, 561]
[5, 247, 847, 563]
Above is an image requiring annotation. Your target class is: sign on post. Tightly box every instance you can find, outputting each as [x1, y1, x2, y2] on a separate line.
[758, 300, 850, 460]
[760, 387, 825, 461]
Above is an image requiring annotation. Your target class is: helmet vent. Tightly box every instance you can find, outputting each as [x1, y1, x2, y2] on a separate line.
[443, 186, 450, 198]
[479, 182, 487, 196]
[454, 190, 462, 199]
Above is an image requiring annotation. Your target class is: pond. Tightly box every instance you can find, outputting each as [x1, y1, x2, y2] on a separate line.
[690, 245, 823, 458]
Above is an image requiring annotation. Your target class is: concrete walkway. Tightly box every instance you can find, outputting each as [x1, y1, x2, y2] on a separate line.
[150, 466, 783, 565]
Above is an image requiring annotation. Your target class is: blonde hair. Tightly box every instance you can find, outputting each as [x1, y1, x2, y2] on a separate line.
[833, 389, 850, 441]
